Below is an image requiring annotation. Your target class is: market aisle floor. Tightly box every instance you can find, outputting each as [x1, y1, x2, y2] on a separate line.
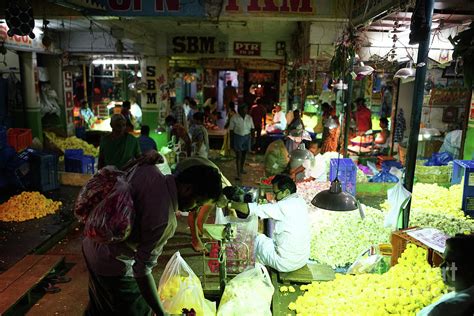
[26, 151, 266, 316]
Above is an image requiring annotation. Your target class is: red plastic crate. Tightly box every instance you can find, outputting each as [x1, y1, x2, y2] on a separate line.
[7, 128, 32, 152]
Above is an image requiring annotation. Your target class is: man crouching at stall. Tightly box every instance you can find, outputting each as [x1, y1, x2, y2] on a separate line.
[82, 151, 222, 316]
[229, 174, 310, 273]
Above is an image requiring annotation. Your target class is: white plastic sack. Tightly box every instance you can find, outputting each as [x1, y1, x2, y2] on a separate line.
[367, 161, 379, 175]
[384, 181, 411, 229]
[158, 251, 216, 316]
[389, 166, 403, 179]
[217, 263, 274, 316]
[347, 248, 382, 274]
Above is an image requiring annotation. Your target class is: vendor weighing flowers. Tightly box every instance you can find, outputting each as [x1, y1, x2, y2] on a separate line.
[229, 174, 310, 272]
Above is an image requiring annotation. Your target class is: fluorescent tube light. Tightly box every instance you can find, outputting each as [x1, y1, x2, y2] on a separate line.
[92, 59, 139, 65]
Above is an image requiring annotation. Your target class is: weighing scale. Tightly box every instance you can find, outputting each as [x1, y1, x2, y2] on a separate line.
[201, 223, 251, 297]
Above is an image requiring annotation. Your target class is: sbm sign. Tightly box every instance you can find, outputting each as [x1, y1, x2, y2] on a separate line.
[172, 36, 216, 54]
[146, 66, 157, 105]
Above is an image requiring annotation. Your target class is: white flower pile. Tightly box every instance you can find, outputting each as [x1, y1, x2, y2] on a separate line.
[297, 181, 473, 268]
[308, 204, 392, 268]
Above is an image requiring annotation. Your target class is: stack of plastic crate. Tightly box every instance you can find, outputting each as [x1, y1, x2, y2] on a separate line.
[19, 148, 59, 192]
[7, 128, 32, 152]
[64, 149, 95, 174]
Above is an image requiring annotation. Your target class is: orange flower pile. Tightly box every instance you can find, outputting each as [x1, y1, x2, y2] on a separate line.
[0, 192, 62, 222]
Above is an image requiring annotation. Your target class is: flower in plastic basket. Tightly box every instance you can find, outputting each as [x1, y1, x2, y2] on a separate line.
[0, 191, 62, 222]
[289, 244, 448, 315]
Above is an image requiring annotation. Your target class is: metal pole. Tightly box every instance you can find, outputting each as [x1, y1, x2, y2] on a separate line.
[388, 81, 400, 157]
[82, 64, 88, 104]
[343, 57, 354, 157]
[402, 0, 435, 228]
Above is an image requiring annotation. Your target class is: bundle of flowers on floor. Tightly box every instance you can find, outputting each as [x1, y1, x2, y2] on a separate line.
[288, 244, 448, 315]
[308, 204, 392, 268]
[0, 191, 62, 222]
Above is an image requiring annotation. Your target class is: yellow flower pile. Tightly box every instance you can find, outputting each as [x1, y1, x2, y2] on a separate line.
[45, 131, 99, 159]
[0, 192, 62, 222]
[288, 244, 448, 315]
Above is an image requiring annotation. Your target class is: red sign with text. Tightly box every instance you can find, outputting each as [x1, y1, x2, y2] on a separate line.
[234, 42, 261, 56]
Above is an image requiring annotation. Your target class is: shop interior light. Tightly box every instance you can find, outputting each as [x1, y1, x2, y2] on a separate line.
[394, 61, 416, 79]
[92, 59, 139, 65]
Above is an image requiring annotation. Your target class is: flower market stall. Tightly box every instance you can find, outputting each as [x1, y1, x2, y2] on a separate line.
[266, 169, 474, 315]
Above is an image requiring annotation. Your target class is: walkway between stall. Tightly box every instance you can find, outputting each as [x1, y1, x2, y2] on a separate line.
[23, 151, 266, 316]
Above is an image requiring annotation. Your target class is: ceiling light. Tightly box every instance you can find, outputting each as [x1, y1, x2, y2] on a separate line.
[92, 59, 139, 65]
[354, 62, 375, 76]
[394, 67, 415, 79]
[394, 61, 415, 79]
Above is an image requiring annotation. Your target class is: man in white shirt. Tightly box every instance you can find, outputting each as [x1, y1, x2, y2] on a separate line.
[229, 174, 311, 272]
[290, 140, 327, 182]
[266, 105, 287, 134]
[229, 104, 254, 180]
[418, 234, 474, 316]
[129, 97, 142, 126]
[183, 96, 191, 118]
[439, 128, 462, 159]
[304, 141, 327, 181]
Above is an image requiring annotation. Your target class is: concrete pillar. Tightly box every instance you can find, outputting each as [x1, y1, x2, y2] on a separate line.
[18, 52, 42, 141]
[44, 55, 67, 133]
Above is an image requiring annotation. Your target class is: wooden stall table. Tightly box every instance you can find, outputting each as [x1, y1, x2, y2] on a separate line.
[391, 227, 446, 267]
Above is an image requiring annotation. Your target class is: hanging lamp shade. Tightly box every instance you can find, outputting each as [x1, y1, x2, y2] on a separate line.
[394, 61, 416, 79]
[354, 63, 375, 77]
[311, 179, 359, 211]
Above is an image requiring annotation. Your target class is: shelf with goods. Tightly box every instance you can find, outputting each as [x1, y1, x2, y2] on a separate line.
[258, 156, 473, 270]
